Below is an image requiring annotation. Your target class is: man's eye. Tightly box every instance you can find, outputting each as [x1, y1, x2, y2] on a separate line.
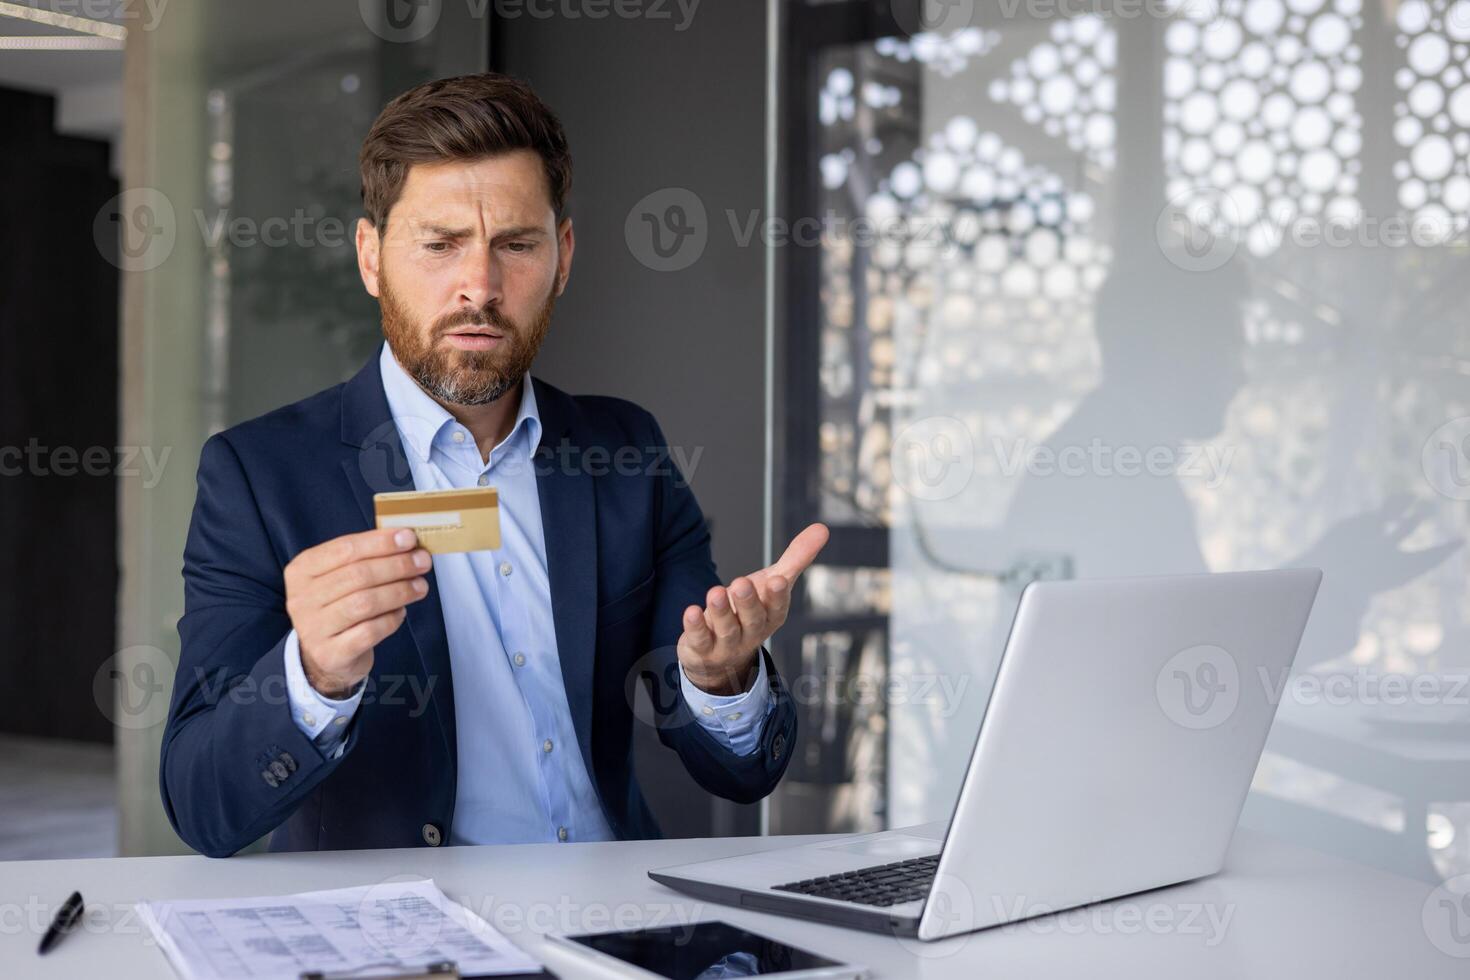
[424, 242, 451, 253]
[505, 241, 534, 253]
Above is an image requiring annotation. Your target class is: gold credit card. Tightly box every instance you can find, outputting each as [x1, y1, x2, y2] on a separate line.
[373, 486, 501, 554]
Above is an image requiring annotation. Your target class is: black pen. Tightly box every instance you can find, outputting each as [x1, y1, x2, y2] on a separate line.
[37, 891, 84, 955]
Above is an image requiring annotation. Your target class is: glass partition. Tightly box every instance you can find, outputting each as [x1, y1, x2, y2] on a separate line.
[117, 0, 487, 855]
[773, 0, 1470, 885]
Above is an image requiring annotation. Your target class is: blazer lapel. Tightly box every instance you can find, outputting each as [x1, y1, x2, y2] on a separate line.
[338, 346, 458, 780]
[530, 377, 600, 782]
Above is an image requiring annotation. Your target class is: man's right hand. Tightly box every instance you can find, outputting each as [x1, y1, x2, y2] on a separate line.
[284, 527, 431, 698]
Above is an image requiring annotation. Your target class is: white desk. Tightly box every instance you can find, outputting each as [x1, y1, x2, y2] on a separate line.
[0, 828, 1463, 978]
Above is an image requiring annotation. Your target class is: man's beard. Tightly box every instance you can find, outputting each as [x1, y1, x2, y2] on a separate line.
[379, 273, 556, 406]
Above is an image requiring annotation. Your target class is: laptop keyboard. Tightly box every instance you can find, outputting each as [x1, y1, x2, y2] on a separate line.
[772, 854, 938, 908]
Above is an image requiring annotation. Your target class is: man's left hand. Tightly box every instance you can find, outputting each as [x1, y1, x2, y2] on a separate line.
[677, 523, 830, 695]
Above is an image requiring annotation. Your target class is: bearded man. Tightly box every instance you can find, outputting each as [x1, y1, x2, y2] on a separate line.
[160, 73, 826, 857]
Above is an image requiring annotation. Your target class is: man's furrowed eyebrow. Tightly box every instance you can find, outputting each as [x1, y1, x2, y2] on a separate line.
[417, 224, 473, 239]
[491, 225, 549, 241]
[413, 223, 548, 240]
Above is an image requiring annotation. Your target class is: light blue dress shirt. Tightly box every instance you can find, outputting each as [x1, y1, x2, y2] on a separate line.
[280, 344, 770, 844]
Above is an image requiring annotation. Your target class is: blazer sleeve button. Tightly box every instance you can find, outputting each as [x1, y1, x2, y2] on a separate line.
[422, 823, 443, 846]
[261, 770, 279, 788]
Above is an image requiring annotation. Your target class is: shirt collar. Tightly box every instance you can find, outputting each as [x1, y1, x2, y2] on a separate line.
[378, 341, 542, 464]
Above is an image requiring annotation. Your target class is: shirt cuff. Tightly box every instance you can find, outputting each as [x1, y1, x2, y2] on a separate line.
[679, 652, 773, 757]
[283, 628, 365, 758]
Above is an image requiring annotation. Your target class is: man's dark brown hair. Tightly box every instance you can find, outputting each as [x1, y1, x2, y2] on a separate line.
[358, 72, 572, 230]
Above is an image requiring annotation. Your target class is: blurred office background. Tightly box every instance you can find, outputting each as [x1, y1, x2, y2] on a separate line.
[2, 0, 1468, 888]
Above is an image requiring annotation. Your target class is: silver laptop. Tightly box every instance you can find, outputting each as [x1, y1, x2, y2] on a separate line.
[650, 568, 1322, 941]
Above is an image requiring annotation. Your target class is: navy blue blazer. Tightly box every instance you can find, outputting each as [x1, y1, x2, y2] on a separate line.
[160, 344, 797, 858]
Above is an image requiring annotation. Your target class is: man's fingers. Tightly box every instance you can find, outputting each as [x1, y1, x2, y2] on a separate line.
[728, 577, 767, 636]
[296, 527, 418, 578]
[704, 585, 741, 641]
[313, 549, 432, 607]
[319, 577, 428, 637]
[770, 522, 830, 582]
[680, 605, 714, 655]
[324, 607, 407, 667]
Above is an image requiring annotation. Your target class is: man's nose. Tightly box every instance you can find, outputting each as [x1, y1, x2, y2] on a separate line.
[456, 245, 504, 310]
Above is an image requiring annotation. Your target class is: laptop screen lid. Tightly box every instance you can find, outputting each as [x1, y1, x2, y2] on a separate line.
[916, 568, 1321, 941]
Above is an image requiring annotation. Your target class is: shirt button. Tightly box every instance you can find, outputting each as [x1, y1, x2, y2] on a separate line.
[726, 712, 743, 722]
[302, 712, 316, 727]
[333, 716, 348, 727]
[452, 431, 465, 443]
[700, 706, 714, 716]
[477, 474, 489, 487]
[542, 738, 554, 753]
[557, 826, 569, 842]
[513, 653, 527, 667]
[499, 561, 513, 577]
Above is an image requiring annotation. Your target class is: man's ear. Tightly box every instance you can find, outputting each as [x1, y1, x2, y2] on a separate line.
[555, 216, 574, 296]
[356, 217, 382, 298]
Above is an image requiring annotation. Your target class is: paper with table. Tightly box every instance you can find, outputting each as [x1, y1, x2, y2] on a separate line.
[137, 878, 546, 979]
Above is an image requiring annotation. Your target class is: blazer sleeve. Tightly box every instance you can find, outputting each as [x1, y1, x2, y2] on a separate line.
[159, 433, 360, 857]
[636, 411, 798, 805]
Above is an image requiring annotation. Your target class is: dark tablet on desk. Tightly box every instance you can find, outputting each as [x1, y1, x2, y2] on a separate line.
[549, 920, 863, 979]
